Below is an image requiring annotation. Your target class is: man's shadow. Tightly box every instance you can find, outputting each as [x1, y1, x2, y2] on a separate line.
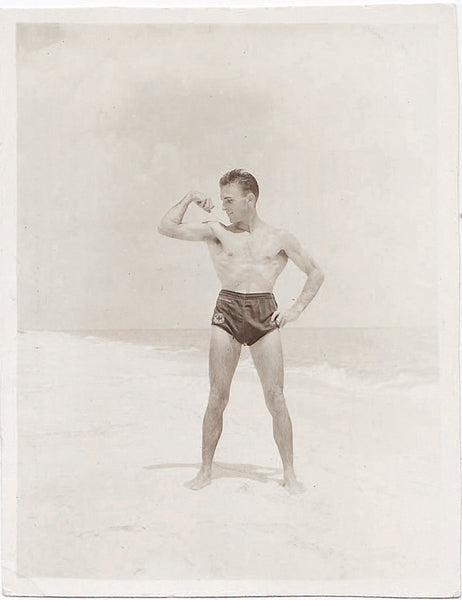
[144, 461, 282, 484]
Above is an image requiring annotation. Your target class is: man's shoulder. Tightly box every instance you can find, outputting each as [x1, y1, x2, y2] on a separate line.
[201, 220, 229, 239]
[202, 220, 229, 230]
[266, 225, 301, 252]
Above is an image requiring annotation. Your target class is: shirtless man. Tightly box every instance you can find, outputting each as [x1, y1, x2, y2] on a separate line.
[158, 169, 324, 494]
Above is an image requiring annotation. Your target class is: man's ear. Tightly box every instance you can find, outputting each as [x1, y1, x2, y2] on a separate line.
[247, 192, 256, 206]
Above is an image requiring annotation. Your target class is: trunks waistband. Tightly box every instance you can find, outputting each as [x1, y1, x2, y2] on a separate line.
[219, 289, 275, 300]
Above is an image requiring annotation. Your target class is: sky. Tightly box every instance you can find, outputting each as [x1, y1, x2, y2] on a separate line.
[17, 21, 438, 330]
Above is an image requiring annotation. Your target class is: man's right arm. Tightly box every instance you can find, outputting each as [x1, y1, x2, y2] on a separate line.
[157, 191, 216, 241]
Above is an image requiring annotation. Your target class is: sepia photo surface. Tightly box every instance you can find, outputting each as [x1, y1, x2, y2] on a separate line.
[0, 4, 460, 598]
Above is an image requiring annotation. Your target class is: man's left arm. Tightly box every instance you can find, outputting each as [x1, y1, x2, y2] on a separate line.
[271, 230, 325, 328]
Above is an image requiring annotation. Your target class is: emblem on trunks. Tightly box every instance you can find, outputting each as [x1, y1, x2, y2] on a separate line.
[213, 312, 225, 325]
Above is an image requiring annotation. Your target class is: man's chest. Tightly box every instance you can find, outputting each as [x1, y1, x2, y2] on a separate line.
[214, 231, 284, 262]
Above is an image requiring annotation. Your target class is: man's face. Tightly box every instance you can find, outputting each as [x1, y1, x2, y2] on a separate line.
[220, 183, 252, 223]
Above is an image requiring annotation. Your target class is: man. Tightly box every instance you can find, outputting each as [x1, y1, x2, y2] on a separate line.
[158, 169, 324, 494]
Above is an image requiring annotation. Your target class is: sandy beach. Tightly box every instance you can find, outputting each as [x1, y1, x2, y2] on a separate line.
[16, 328, 441, 582]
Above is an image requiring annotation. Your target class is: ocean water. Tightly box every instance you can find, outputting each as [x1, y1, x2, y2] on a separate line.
[67, 327, 438, 391]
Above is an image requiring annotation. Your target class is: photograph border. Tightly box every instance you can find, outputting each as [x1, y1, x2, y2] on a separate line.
[0, 3, 460, 598]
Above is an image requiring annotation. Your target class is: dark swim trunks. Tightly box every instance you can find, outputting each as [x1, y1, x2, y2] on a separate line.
[211, 289, 279, 346]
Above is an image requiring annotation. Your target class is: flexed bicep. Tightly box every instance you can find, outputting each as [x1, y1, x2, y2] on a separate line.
[157, 191, 218, 242]
[158, 220, 217, 242]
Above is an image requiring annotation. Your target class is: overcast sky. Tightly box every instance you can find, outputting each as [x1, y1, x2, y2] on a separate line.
[17, 21, 438, 330]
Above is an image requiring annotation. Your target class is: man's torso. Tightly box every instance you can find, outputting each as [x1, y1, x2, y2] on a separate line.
[205, 221, 289, 292]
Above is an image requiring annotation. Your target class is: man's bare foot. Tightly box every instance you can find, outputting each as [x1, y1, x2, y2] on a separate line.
[282, 473, 305, 495]
[184, 469, 212, 491]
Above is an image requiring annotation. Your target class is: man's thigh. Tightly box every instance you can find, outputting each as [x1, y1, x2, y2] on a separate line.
[209, 325, 242, 393]
[249, 328, 284, 393]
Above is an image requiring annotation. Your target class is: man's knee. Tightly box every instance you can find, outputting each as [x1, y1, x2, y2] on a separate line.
[207, 387, 229, 413]
[264, 385, 286, 416]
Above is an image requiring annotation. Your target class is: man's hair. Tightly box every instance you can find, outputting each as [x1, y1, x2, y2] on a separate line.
[219, 169, 259, 201]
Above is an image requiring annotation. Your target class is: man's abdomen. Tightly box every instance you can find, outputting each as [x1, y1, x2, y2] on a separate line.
[212, 255, 287, 293]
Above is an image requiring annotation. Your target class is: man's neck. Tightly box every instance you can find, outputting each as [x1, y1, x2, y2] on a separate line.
[234, 212, 261, 233]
